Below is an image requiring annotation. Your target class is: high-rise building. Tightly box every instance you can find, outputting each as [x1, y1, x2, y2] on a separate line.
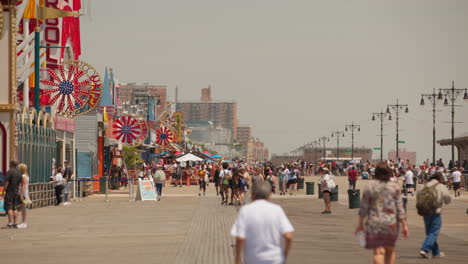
[237, 125, 253, 144]
[176, 89, 237, 140]
[201, 86, 212, 102]
[116, 83, 167, 115]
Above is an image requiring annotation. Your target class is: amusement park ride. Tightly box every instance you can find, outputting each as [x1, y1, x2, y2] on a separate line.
[110, 99, 185, 153]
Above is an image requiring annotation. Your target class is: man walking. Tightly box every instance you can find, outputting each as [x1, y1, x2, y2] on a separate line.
[451, 167, 463, 197]
[417, 172, 451, 259]
[1, 161, 23, 228]
[231, 181, 294, 264]
[348, 166, 358, 190]
[153, 165, 166, 201]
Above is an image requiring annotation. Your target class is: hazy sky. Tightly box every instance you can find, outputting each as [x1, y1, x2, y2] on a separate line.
[81, 0, 468, 162]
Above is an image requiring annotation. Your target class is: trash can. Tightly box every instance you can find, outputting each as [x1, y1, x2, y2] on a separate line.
[318, 184, 323, 198]
[330, 186, 339, 202]
[306, 182, 315, 195]
[298, 177, 305, 190]
[347, 189, 360, 209]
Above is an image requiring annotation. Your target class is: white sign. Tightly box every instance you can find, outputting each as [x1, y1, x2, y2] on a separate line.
[136, 179, 157, 201]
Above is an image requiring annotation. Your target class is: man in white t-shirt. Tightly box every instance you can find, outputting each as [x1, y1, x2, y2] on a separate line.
[451, 167, 463, 197]
[231, 181, 294, 264]
[404, 169, 415, 196]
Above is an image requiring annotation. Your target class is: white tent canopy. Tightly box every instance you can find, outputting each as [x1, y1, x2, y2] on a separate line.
[176, 153, 203, 162]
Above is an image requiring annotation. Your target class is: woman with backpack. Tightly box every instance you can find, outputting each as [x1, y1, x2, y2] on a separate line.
[356, 162, 409, 264]
[219, 163, 232, 205]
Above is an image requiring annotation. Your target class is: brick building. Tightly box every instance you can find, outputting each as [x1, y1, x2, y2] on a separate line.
[237, 125, 253, 144]
[201, 87, 212, 102]
[176, 89, 238, 141]
[116, 83, 167, 115]
[387, 149, 416, 164]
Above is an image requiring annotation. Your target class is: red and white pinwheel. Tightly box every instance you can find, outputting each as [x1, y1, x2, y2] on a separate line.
[41, 60, 102, 116]
[156, 127, 174, 146]
[112, 115, 143, 145]
[137, 119, 148, 141]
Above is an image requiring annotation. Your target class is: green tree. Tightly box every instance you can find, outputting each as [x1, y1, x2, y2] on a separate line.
[122, 146, 144, 169]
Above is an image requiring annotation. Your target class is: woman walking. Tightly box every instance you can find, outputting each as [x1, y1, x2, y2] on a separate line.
[17, 164, 30, 229]
[231, 169, 241, 205]
[319, 167, 334, 214]
[356, 162, 409, 264]
[278, 167, 287, 195]
[219, 163, 232, 205]
[287, 166, 298, 195]
[198, 165, 208, 196]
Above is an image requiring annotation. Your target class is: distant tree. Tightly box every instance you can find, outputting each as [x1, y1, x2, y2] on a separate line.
[123, 145, 144, 169]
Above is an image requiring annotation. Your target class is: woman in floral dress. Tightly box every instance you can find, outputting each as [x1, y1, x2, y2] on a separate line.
[356, 162, 409, 264]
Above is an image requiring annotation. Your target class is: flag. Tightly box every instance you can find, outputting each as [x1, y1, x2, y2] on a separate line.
[23, 0, 37, 19]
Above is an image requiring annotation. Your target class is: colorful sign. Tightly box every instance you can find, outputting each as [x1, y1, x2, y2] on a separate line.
[174, 112, 184, 142]
[55, 115, 76, 131]
[136, 179, 157, 201]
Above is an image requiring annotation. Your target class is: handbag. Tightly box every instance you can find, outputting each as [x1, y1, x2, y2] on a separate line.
[23, 196, 32, 205]
[326, 179, 336, 190]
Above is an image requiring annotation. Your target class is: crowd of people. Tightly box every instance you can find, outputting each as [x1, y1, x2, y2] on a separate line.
[1, 156, 465, 264]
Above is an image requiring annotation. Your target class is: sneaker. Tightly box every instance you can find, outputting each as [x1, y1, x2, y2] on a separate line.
[17, 223, 27, 229]
[432, 252, 445, 258]
[419, 251, 429, 258]
[63, 202, 71, 206]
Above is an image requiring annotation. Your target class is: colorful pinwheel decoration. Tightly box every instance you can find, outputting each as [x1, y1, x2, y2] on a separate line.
[112, 115, 143, 145]
[138, 119, 148, 141]
[156, 127, 174, 146]
[41, 60, 102, 116]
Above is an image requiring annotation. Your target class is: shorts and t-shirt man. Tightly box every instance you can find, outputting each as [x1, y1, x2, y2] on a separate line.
[231, 199, 294, 264]
[405, 170, 415, 188]
[3, 167, 23, 212]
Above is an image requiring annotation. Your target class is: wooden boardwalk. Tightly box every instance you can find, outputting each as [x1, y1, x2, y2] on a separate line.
[1, 180, 467, 264]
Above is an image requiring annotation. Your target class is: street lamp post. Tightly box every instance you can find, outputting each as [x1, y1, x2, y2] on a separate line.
[437, 81, 468, 167]
[345, 123, 360, 161]
[372, 111, 390, 161]
[386, 100, 409, 160]
[312, 140, 319, 165]
[331, 131, 345, 163]
[420, 89, 442, 165]
[318, 137, 329, 162]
